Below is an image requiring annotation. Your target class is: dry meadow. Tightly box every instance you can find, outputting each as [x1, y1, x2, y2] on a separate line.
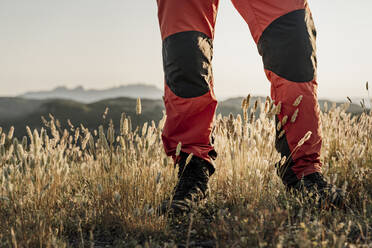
[0, 97, 371, 247]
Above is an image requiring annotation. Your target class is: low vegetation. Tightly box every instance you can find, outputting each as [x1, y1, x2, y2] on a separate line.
[0, 97, 371, 247]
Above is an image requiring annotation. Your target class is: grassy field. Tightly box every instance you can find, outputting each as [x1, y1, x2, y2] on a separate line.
[0, 98, 371, 247]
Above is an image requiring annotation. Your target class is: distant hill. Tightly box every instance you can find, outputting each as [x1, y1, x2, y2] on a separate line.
[19, 84, 163, 103]
[0, 96, 365, 139]
[216, 96, 365, 117]
[0, 97, 45, 121]
[0, 97, 164, 139]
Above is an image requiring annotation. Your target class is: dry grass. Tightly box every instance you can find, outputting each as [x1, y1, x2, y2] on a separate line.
[0, 99, 371, 247]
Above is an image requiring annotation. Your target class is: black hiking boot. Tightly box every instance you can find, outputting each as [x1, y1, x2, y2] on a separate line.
[288, 172, 346, 210]
[160, 152, 214, 215]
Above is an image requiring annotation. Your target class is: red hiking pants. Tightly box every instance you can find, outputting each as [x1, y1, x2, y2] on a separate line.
[157, 0, 322, 185]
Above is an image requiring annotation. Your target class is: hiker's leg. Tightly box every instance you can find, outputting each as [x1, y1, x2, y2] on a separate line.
[157, 0, 219, 168]
[231, 0, 322, 185]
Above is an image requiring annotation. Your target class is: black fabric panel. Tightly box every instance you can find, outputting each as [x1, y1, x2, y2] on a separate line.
[275, 117, 298, 186]
[258, 9, 317, 82]
[162, 31, 213, 98]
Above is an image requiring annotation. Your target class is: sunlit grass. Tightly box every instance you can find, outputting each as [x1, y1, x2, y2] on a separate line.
[0, 98, 371, 247]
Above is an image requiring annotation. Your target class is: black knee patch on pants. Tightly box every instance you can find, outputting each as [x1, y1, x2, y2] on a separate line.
[162, 31, 213, 98]
[258, 9, 317, 82]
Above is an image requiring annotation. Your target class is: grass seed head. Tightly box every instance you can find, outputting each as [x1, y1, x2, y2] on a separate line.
[120, 113, 126, 135]
[249, 112, 254, 124]
[241, 98, 247, 110]
[246, 94, 251, 108]
[8, 126, 14, 140]
[293, 95, 303, 107]
[1, 89, 371, 247]
[81, 133, 90, 150]
[360, 99, 365, 109]
[185, 153, 193, 165]
[275, 101, 282, 115]
[264, 96, 271, 113]
[175, 142, 182, 156]
[276, 121, 282, 131]
[243, 111, 248, 123]
[280, 155, 287, 166]
[74, 128, 80, 143]
[253, 100, 258, 112]
[291, 109, 299, 123]
[67, 119, 74, 130]
[142, 122, 148, 137]
[136, 97, 142, 115]
[278, 129, 286, 139]
[103, 107, 109, 120]
[122, 119, 129, 135]
[297, 131, 312, 147]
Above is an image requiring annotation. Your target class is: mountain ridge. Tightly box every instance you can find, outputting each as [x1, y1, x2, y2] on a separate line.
[19, 83, 163, 103]
[0, 95, 365, 139]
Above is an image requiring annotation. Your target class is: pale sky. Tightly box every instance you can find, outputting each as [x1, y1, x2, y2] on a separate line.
[0, 0, 371, 100]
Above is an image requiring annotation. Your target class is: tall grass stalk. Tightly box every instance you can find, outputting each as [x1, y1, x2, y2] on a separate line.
[0, 101, 371, 247]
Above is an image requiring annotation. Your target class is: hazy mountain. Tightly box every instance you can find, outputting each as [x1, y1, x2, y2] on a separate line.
[19, 84, 163, 103]
[0, 96, 365, 139]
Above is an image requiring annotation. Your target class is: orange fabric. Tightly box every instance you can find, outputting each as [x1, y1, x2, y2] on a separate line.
[157, 0, 219, 40]
[157, 0, 322, 178]
[231, 0, 308, 43]
[157, 0, 220, 164]
[162, 84, 217, 164]
[267, 69, 322, 178]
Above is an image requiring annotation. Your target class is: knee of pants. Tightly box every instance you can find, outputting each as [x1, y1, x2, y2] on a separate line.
[257, 9, 317, 83]
[162, 31, 214, 98]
